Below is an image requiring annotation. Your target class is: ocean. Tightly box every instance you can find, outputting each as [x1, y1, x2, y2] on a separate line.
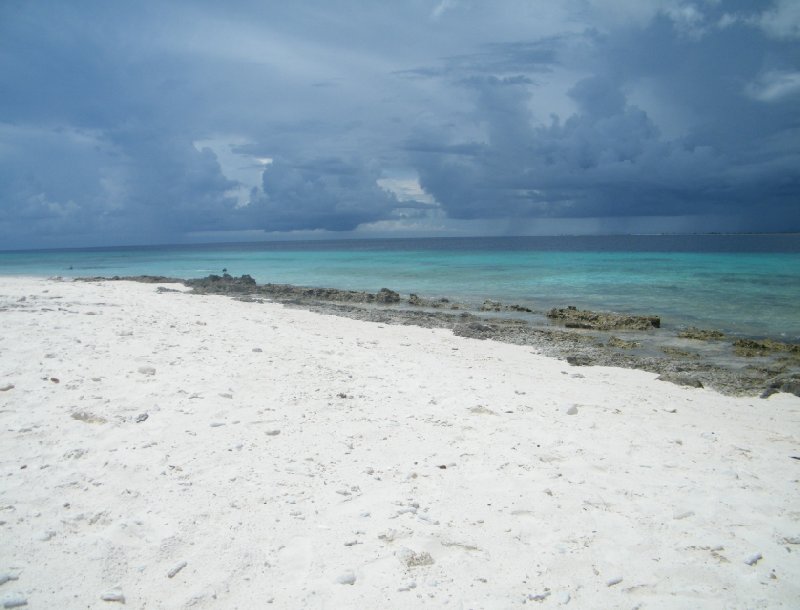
[1, 234, 799, 341]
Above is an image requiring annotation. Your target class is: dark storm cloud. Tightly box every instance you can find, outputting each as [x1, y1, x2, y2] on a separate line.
[0, 1, 798, 248]
[408, 5, 800, 229]
[241, 157, 399, 232]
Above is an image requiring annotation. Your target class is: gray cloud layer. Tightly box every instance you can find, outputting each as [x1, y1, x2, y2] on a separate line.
[0, 1, 798, 248]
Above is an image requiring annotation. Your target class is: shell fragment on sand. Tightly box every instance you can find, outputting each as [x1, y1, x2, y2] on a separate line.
[167, 561, 187, 579]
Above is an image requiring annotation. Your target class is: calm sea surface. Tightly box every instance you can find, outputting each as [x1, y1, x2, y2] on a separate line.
[2, 235, 799, 341]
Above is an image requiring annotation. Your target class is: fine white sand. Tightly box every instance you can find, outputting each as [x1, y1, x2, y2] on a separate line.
[1, 276, 798, 609]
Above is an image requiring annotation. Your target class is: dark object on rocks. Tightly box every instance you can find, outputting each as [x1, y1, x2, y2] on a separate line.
[566, 355, 594, 367]
[678, 327, 725, 341]
[135, 413, 149, 423]
[657, 373, 704, 388]
[50, 377, 60, 384]
[548, 306, 660, 331]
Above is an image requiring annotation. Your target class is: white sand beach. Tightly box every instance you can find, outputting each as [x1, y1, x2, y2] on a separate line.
[1, 276, 798, 609]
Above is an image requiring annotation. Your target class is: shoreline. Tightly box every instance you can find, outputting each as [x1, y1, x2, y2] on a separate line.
[75, 273, 800, 398]
[1, 275, 798, 608]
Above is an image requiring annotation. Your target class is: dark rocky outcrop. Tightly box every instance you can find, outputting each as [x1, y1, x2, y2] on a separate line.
[661, 346, 700, 359]
[78, 275, 184, 284]
[733, 338, 800, 357]
[375, 288, 400, 304]
[185, 273, 257, 293]
[678, 327, 725, 341]
[480, 300, 533, 313]
[408, 294, 456, 309]
[453, 322, 497, 339]
[184, 275, 405, 306]
[547, 306, 660, 331]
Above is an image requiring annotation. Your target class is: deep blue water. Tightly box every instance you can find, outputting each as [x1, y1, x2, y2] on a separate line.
[1, 235, 799, 340]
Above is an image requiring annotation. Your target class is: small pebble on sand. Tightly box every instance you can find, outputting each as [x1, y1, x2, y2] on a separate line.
[100, 590, 125, 603]
[167, 561, 187, 578]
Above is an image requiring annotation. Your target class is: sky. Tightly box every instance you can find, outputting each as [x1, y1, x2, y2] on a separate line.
[1, 0, 799, 249]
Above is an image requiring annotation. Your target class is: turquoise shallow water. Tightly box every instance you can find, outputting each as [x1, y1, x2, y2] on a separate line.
[1, 235, 799, 341]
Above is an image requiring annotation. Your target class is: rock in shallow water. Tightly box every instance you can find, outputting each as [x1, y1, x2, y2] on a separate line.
[548, 306, 660, 331]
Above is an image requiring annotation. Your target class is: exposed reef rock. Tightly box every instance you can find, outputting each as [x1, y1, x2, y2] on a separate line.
[480, 300, 533, 313]
[547, 305, 660, 331]
[185, 274, 400, 304]
[185, 273, 257, 293]
[760, 374, 800, 398]
[733, 338, 800, 358]
[77, 274, 184, 284]
[607, 336, 641, 349]
[678, 327, 725, 341]
[408, 294, 456, 309]
[408, 292, 461, 309]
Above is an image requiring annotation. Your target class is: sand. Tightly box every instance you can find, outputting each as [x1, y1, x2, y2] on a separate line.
[1, 276, 798, 609]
